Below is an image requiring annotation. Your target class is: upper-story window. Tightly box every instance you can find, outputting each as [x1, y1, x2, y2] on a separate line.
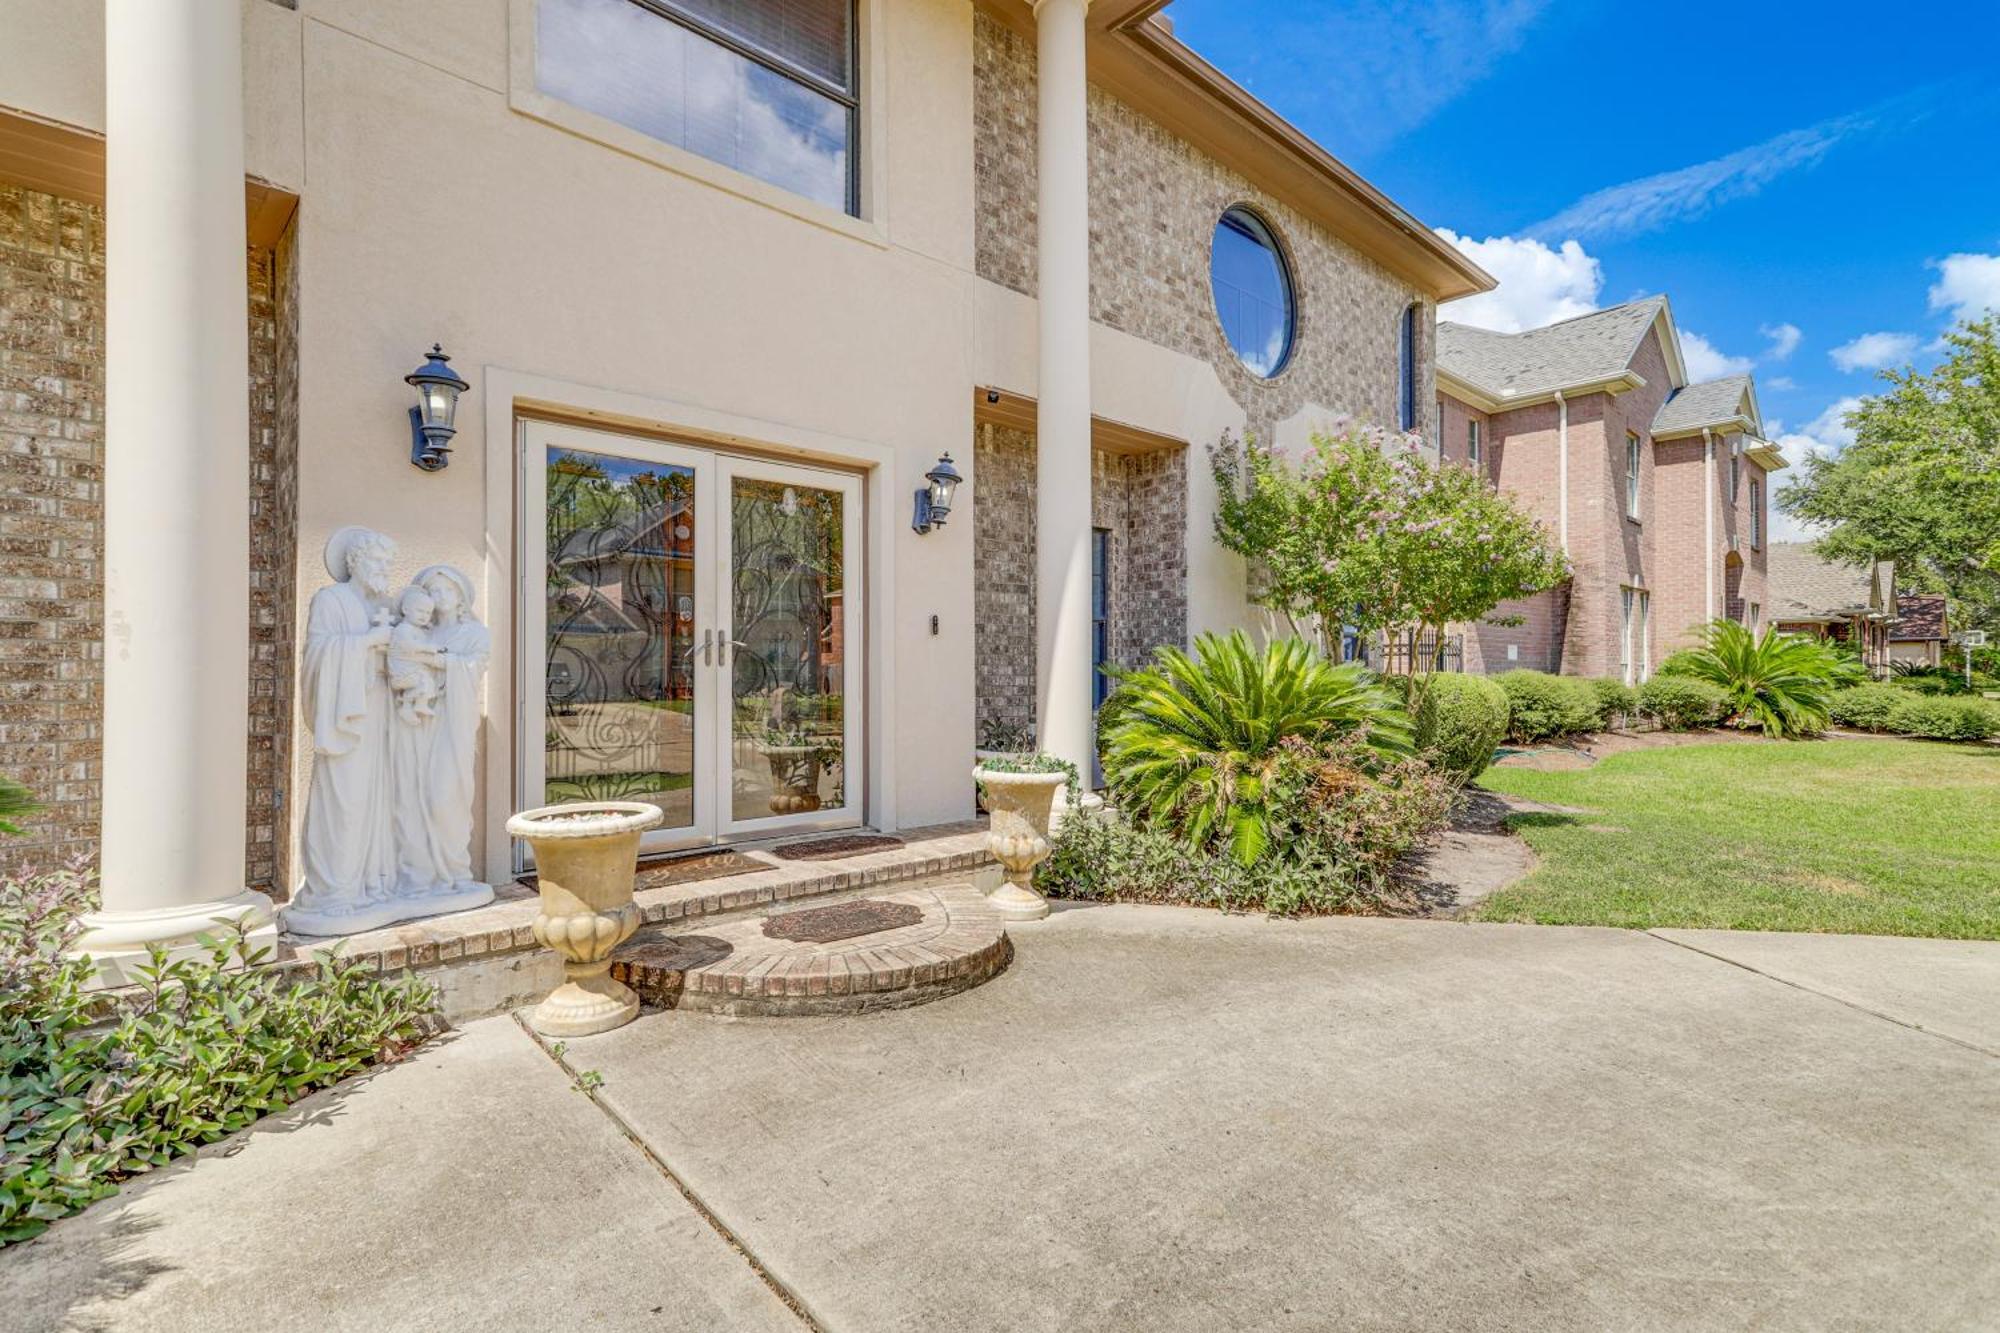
[1467, 418, 1482, 466]
[1210, 207, 1295, 378]
[1625, 432, 1642, 519]
[1750, 477, 1763, 548]
[537, 0, 858, 215]
[1729, 447, 1742, 503]
[1398, 303, 1420, 431]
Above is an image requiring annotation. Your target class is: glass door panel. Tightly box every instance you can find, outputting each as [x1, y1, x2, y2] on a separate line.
[722, 460, 862, 834]
[526, 422, 716, 852]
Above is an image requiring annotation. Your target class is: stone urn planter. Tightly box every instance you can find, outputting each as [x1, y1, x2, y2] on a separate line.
[759, 743, 824, 815]
[973, 766, 1068, 921]
[507, 800, 664, 1037]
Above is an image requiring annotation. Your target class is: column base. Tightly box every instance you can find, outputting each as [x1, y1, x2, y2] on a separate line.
[72, 889, 279, 989]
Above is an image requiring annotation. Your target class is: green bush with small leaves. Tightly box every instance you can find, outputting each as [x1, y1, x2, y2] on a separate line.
[1885, 695, 2000, 741]
[1494, 670, 1600, 743]
[1637, 675, 1731, 730]
[1, 862, 437, 1244]
[1410, 674, 1510, 782]
[1827, 684, 1907, 732]
[1586, 678, 1638, 729]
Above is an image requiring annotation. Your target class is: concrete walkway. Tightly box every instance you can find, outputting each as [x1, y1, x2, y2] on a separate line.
[9, 910, 2000, 1331]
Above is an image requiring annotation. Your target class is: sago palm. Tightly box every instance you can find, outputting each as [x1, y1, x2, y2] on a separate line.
[1668, 620, 1859, 738]
[1098, 631, 1409, 865]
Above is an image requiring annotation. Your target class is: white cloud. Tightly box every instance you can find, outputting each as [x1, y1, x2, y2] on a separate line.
[1682, 330, 1755, 381]
[1433, 230, 1602, 333]
[1766, 397, 1863, 542]
[1829, 331, 1920, 372]
[1767, 376, 1798, 391]
[1928, 252, 2000, 324]
[1760, 322, 1803, 360]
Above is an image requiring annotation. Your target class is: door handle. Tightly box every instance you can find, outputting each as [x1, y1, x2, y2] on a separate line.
[720, 636, 750, 667]
[680, 627, 712, 665]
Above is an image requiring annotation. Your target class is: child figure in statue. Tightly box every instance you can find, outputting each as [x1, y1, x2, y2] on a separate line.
[387, 585, 444, 725]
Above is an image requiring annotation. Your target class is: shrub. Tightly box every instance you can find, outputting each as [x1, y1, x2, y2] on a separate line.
[1827, 683, 1906, 731]
[1885, 695, 2000, 741]
[1098, 631, 1409, 865]
[1586, 678, 1638, 728]
[1662, 620, 1863, 737]
[1041, 734, 1455, 914]
[1494, 670, 1600, 743]
[1409, 674, 1509, 782]
[1637, 675, 1730, 730]
[1, 863, 437, 1244]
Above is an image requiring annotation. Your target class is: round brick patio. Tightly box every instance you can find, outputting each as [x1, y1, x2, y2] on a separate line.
[610, 883, 1011, 1017]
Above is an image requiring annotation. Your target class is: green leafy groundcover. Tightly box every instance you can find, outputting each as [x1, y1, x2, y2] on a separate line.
[2, 863, 437, 1244]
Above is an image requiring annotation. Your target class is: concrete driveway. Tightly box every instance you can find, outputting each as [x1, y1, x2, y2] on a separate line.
[9, 907, 2000, 1331]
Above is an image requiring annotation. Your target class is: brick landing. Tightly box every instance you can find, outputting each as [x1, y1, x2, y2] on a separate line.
[613, 883, 1011, 1016]
[270, 822, 997, 1021]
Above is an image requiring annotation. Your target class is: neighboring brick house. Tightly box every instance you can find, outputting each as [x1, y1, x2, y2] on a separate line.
[1889, 594, 1949, 668]
[1767, 543, 1897, 674]
[1437, 297, 1783, 683]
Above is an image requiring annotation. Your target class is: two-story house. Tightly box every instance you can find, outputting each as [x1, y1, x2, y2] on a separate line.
[0, 0, 1491, 972]
[1437, 297, 1783, 683]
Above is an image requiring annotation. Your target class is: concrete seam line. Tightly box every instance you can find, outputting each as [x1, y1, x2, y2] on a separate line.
[1640, 931, 2000, 1061]
[508, 1011, 825, 1330]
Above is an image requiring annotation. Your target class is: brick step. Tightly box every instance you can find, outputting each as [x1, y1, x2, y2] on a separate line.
[611, 882, 1010, 1017]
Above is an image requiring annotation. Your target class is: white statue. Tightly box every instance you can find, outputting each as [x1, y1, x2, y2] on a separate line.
[285, 530, 494, 937]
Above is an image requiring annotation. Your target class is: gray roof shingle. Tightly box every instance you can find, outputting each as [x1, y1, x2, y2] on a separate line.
[1654, 374, 1755, 435]
[1437, 297, 1665, 400]
[1766, 542, 1879, 621]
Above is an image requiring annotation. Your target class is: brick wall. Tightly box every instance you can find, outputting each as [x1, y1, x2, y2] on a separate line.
[0, 181, 296, 887]
[973, 13, 1434, 447]
[972, 422, 1186, 740]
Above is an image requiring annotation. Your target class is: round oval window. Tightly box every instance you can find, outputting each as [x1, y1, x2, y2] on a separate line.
[1210, 207, 1295, 377]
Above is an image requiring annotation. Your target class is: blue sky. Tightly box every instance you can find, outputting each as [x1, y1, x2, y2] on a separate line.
[1165, 0, 2000, 536]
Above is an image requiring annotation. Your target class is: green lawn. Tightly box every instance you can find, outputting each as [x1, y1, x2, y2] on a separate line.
[1474, 738, 2000, 939]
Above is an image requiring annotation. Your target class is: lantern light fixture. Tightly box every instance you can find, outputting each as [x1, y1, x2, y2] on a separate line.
[405, 344, 469, 471]
[912, 451, 963, 534]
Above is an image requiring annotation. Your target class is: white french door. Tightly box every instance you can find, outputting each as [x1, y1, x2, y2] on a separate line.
[521, 420, 863, 859]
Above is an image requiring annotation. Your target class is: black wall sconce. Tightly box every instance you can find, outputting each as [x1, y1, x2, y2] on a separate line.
[405, 344, 469, 471]
[912, 452, 963, 534]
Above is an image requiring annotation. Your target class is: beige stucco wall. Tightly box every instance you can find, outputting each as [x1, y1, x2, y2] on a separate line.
[4, 0, 1459, 885]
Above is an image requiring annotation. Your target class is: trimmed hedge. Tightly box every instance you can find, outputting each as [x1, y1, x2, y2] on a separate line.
[1827, 683, 1906, 732]
[1494, 670, 1600, 743]
[1885, 695, 2000, 741]
[1411, 674, 1510, 782]
[1587, 677, 1638, 728]
[1637, 675, 1730, 730]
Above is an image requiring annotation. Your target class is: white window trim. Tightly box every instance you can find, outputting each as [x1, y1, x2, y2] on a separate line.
[506, 0, 890, 248]
[1467, 418, 1482, 465]
[1625, 432, 1642, 520]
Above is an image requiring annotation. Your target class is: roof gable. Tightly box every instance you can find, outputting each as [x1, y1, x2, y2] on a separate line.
[1437, 296, 1685, 405]
[1892, 593, 1948, 641]
[1654, 374, 1762, 438]
[1767, 542, 1891, 621]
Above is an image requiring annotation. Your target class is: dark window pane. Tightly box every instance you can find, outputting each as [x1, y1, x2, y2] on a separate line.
[1211, 208, 1294, 378]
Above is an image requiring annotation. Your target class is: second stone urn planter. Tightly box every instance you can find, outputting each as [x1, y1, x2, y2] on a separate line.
[506, 800, 664, 1038]
[973, 766, 1069, 921]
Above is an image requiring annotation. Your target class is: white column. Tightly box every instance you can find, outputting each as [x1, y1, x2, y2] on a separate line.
[74, 0, 272, 982]
[1032, 0, 1096, 789]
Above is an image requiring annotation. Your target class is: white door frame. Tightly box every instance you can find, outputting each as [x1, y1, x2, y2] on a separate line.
[716, 454, 866, 839]
[517, 419, 867, 866]
[481, 370, 902, 887]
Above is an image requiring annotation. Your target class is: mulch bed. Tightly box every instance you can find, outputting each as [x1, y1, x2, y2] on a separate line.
[769, 833, 906, 861]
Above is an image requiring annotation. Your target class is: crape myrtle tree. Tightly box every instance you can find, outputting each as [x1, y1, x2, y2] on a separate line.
[1210, 420, 1569, 674]
[1780, 318, 2000, 629]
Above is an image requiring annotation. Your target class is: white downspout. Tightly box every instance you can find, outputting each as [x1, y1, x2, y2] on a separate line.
[1702, 427, 1716, 619]
[1555, 390, 1569, 556]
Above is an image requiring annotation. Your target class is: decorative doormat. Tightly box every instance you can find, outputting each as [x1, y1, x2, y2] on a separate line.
[769, 833, 906, 861]
[517, 848, 766, 892]
[762, 898, 923, 944]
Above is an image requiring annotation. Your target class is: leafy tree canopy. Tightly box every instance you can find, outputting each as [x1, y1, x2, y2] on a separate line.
[1779, 318, 2000, 628]
[1211, 421, 1568, 665]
